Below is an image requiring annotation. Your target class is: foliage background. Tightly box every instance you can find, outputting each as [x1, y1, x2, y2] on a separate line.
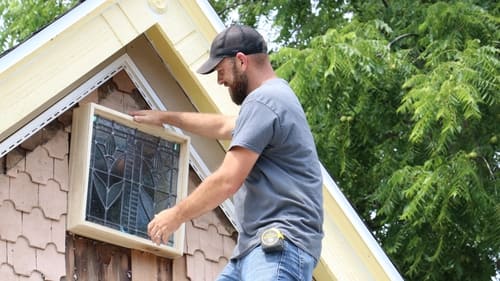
[1, 0, 498, 280]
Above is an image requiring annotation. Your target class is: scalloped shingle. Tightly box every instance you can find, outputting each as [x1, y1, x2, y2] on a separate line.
[0, 175, 9, 203]
[38, 180, 67, 220]
[36, 243, 65, 281]
[51, 215, 66, 253]
[9, 173, 38, 213]
[7, 237, 36, 276]
[0, 239, 6, 264]
[0, 263, 18, 281]
[42, 130, 68, 160]
[25, 146, 52, 185]
[0, 201, 22, 242]
[53, 156, 69, 191]
[22, 208, 52, 249]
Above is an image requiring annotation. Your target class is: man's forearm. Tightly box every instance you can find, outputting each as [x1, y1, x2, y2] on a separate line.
[147, 146, 258, 245]
[160, 111, 235, 140]
[174, 169, 236, 223]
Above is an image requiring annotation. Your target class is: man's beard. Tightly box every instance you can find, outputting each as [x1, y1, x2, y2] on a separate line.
[229, 63, 249, 106]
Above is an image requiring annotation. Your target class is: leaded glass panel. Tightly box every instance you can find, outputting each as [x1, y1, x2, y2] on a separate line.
[86, 115, 180, 246]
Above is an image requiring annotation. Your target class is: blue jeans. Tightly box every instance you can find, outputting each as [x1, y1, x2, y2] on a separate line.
[216, 240, 317, 281]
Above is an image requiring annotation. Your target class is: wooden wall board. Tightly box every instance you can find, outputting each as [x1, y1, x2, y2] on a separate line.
[66, 234, 131, 281]
[131, 250, 172, 281]
[102, 3, 140, 45]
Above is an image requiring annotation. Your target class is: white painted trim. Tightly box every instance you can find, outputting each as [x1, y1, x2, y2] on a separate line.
[0, 0, 107, 74]
[198, 0, 225, 32]
[320, 164, 404, 281]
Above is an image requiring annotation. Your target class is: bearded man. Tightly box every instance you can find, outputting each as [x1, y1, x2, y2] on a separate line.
[131, 25, 324, 281]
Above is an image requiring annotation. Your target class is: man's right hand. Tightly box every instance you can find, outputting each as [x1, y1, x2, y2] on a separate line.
[130, 110, 165, 127]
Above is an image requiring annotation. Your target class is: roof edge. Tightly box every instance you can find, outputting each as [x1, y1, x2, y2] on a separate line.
[197, 0, 225, 32]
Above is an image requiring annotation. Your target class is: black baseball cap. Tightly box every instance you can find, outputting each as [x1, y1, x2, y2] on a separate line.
[197, 25, 268, 75]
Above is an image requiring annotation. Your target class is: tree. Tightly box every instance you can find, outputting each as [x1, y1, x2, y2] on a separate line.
[210, 0, 352, 48]
[0, 0, 79, 54]
[211, 1, 499, 280]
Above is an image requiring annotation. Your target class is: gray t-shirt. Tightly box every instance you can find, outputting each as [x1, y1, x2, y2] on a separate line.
[229, 78, 324, 260]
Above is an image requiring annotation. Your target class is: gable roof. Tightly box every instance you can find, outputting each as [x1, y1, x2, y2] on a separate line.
[0, 1, 403, 280]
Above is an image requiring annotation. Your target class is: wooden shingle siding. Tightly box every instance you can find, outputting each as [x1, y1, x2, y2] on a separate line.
[0, 120, 69, 280]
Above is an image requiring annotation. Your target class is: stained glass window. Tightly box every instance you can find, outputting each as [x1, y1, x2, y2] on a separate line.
[86, 115, 180, 246]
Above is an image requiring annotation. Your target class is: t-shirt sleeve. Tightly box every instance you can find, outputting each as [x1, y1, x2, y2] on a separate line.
[230, 100, 278, 154]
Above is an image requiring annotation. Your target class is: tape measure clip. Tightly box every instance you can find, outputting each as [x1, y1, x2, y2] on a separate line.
[260, 228, 285, 253]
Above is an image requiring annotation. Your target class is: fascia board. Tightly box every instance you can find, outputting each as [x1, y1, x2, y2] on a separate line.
[320, 164, 404, 281]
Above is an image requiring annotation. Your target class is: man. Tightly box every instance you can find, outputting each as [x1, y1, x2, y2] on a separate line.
[131, 25, 323, 281]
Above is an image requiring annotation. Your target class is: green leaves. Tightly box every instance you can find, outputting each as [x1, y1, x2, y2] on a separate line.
[265, 2, 500, 280]
[209, 0, 354, 48]
[379, 151, 498, 280]
[399, 40, 499, 158]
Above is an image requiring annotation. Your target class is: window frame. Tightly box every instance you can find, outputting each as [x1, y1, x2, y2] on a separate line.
[68, 102, 190, 258]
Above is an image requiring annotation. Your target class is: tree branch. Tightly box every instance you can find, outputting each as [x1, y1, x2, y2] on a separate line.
[387, 33, 418, 49]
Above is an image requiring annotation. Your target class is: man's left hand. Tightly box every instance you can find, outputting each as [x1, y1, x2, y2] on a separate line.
[147, 207, 182, 245]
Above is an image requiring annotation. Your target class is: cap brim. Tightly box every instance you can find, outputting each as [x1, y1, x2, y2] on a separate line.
[196, 56, 224, 75]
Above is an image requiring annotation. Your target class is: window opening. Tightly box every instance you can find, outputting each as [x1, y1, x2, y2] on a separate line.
[68, 103, 189, 257]
[86, 115, 181, 245]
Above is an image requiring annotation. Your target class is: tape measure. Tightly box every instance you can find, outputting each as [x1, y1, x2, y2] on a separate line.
[260, 228, 285, 253]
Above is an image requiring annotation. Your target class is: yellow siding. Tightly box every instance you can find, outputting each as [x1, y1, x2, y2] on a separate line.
[116, 0, 156, 33]
[178, 0, 219, 41]
[102, 4, 140, 44]
[154, 0, 198, 45]
[151, 0, 239, 117]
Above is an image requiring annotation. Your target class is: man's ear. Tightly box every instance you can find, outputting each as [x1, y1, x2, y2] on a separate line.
[235, 52, 248, 70]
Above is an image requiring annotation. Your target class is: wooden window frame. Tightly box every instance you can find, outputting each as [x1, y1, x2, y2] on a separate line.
[68, 102, 190, 258]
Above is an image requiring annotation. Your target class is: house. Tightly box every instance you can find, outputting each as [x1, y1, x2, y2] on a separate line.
[0, 0, 404, 280]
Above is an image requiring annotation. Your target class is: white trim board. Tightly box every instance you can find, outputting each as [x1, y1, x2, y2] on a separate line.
[321, 164, 404, 280]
